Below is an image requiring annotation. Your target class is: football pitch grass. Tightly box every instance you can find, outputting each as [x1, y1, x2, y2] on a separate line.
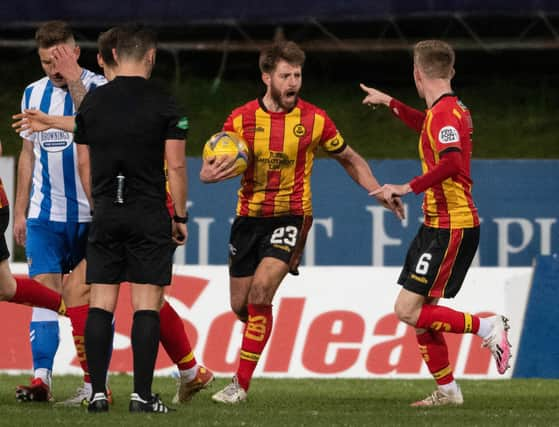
[1, 375, 558, 426]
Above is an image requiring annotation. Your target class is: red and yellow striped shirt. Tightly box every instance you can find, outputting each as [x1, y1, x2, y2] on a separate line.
[0, 178, 8, 209]
[391, 95, 479, 229]
[223, 98, 345, 217]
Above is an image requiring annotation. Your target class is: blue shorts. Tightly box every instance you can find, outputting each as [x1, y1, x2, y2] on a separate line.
[26, 218, 89, 277]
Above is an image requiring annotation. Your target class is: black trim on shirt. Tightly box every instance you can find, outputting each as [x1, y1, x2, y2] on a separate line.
[431, 92, 455, 108]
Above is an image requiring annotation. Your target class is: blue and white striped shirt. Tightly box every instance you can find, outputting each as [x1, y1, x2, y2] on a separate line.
[21, 69, 106, 223]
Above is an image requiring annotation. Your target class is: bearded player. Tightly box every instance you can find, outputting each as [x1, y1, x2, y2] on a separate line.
[201, 40, 403, 404]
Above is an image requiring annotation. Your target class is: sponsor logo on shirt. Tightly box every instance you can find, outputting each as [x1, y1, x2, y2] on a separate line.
[438, 126, 460, 144]
[257, 152, 295, 170]
[39, 130, 73, 152]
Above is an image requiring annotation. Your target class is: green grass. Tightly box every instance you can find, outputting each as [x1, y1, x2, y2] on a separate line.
[1, 374, 558, 426]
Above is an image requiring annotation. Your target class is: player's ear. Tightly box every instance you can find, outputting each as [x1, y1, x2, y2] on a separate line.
[74, 45, 81, 60]
[146, 48, 156, 66]
[261, 72, 271, 86]
[97, 53, 104, 69]
[112, 48, 119, 64]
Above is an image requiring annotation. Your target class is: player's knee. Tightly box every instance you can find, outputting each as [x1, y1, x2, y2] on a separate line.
[0, 273, 16, 301]
[247, 286, 272, 305]
[394, 301, 416, 326]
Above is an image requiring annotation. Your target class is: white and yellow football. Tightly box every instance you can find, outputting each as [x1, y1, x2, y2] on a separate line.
[202, 131, 249, 177]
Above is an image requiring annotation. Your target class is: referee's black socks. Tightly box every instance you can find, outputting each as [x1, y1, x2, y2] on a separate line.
[132, 310, 160, 401]
[85, 307, 114, 397]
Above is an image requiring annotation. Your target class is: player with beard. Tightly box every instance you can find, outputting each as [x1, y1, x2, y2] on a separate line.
[201, 41, 403, 404]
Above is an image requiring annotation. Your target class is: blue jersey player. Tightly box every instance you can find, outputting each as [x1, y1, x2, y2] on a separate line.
[14, 21, 106, 403]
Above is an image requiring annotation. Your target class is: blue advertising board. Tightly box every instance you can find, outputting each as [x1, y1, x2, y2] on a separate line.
[183, 159, 558, 267]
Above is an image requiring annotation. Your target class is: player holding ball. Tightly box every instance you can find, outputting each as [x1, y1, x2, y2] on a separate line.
[200, 40, 403, 404]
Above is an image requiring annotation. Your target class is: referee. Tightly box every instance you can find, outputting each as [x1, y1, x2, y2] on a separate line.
[74, 25, 188, 414]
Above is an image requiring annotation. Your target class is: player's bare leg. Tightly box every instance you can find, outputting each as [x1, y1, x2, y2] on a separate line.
[213, 257, 288, 404]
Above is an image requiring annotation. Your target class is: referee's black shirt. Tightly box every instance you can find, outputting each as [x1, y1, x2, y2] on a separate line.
[74, 76, 186, 203]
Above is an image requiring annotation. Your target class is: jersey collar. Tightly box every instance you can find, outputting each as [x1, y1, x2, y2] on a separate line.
[431, 92, 455, 108]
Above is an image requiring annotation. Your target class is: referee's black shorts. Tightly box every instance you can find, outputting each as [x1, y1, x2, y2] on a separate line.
[0, 206, 9, 262]
[398, 224, 480, 299]
[86, 199, 174, 286]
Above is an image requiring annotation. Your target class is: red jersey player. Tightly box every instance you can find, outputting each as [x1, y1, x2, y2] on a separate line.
[201, 40, 403, 403]
[363, 39, 512, 406]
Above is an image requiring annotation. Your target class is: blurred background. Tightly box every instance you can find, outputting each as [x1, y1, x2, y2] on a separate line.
[0, 1, 557, 266]
[1, 0, 558, 159]
[0, 0, 558, 385]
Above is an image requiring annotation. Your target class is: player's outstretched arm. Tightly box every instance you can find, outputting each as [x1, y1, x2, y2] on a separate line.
[332, 145, 405, 220]
[12, 109, 75, 134]
[360, 83, 425, 133]
[360, 83, 392, 108]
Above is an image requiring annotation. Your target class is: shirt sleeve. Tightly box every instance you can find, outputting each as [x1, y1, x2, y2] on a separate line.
[409, 150, 461, 194]
[389, 98, 425, 133]
[165, 96, 188, 140]
[320, 113, 347, 154]
[430, 110, 463, 153]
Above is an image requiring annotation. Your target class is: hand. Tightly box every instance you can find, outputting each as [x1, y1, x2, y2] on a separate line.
[52, 45, 82, 82]
[359, 83, 392, 108]
[172, 222, 188, 246]
[13, 214, 27, 247]
[199, 154, 238, 183]
[372, 192, 406, 220]
[370, 183, 411, 199]
[369, 184, 411, 220]
[12, 109, 52, 134]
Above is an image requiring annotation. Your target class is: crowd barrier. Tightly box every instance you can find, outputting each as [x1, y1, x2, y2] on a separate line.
[3, 262, 548, 379]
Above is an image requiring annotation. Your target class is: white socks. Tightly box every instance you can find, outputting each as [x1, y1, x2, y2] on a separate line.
[477, 317, 492, 339]
[179, 365, 198, 382]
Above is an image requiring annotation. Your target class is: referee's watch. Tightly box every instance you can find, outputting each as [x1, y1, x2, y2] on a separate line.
[173, 212, 189, 224]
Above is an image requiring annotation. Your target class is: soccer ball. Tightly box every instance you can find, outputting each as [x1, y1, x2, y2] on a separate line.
[202, 131, 249, 177]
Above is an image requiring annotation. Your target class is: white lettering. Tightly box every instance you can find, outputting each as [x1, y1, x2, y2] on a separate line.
[535, 218, 556, 255]
[366, 205, 409, 266]
[303, 218, 334, 266]
[493, 218, 533, 266]
[193, 217, 215, 265]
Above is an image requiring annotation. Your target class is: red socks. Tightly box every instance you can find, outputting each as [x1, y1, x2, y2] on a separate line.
[11, 277, 65, 314]
[417, 331, 454, 385]
[159, 301, 196, 370]
[66, 304, 90, 383]
[415, 304, 480, 334]
[236, 304, 273, 392]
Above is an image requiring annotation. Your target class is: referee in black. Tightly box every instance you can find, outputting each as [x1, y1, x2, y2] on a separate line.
[75, 25, 188, 414]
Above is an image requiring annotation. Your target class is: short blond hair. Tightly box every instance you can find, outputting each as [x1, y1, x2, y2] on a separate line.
[413, 40, 455, 79]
